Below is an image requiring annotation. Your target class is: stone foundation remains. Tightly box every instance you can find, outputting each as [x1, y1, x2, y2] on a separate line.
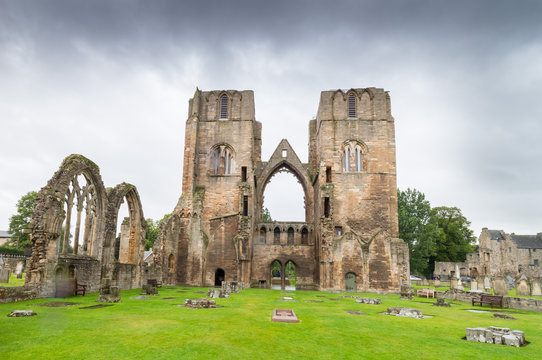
[384, 307, 424, 319]
[184, 298, 217, 309]
[356, 297, 382, 304]
[466, 326, 525, 347]
[207, 288, 230, 298]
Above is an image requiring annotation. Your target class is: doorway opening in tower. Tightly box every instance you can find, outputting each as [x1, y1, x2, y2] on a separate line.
[262, 169, 305, 222]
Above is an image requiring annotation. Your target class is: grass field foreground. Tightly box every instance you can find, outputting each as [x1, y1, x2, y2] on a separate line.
[1, 287, 541, 359]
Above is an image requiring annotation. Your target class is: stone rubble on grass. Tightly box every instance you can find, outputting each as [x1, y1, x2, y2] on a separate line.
[493, 313, 517, 320]
[207, 289, 230, 298]
[356, 297, 382, 305]
[8, 310, 37, 317]
[466, 326, 525, 347]
[184, 298, 217, 309]
[433, 298, 451, 307]
[385, 307, 424, 319]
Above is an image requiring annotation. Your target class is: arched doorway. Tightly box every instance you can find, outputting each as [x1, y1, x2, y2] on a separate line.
[214, 268, 225, 286]
[345, 272, 357, 292]
[54, 267, 72, 298]
[285, 260, 296, 290]
[270, 260, 282, 290]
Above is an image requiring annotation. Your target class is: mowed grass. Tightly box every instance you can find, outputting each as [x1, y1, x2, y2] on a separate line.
[0, 272, 25, 287]
[0, 287, 541, 359]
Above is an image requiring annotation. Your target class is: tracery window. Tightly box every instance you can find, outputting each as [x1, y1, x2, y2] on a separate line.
[211, 145, 234, 175]
[347, 92, 357, 119]
[341, 141, 365, 173]
[219, 94, 228, 120]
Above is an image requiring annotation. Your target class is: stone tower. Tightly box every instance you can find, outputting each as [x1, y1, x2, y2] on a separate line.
[154, 87, 409, 293]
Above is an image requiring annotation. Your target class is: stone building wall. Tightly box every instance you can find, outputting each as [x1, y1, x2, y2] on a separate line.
[155, 88, 409, 293]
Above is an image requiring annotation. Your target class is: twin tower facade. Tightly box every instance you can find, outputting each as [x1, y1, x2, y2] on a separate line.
[154, 88, 409, 292]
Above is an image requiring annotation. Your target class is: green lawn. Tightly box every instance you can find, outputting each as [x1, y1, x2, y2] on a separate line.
[0, 287, 540, 359]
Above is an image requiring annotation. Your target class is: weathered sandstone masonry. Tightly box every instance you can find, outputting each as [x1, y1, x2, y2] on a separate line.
[24, 155, 146, 298]
[154, 88, 409, 292]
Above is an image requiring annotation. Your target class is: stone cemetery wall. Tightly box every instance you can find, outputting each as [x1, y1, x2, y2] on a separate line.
[0, 286, 39, 304]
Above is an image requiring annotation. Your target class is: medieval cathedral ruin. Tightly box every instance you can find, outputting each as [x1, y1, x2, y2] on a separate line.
[6, 87, 409, 301]
[153, 88, 409, 292]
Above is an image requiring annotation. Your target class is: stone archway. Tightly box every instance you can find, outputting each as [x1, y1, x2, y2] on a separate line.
[214, 268, 225, 286]
[256, 139, 313, 223]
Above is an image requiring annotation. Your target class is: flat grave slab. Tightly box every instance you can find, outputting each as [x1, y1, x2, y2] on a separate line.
[8, 310, 37, 317]
[161, 297, 175, 300]
[130, 296, 154, 300]
[272, 309, 299, 323]
[37, 302, 82, 307]
[305, 300, 323, 303]
[345, 310, 366, 315]
[79, 304, 114, 310]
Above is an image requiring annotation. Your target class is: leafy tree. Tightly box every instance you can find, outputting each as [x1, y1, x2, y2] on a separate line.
[262, 207, 273, 222]
[8, 191, 38, 250]
[397, 188, 438, 276]
[145, 213, 172, 250]
[429, 206, 476, 270]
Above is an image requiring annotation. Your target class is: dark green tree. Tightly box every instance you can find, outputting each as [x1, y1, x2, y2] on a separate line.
[262, 207, 273, 222]
[8, 191, 38, 250]
[397, 188, 438, 276]
[145, 213, 172, 250]
[429, 206, 476, 270]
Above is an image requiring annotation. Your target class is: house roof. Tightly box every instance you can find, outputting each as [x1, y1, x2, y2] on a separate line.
[0, 231, 13, 238]
[487, 230, 505, 240]
[511, 235, 542, 249]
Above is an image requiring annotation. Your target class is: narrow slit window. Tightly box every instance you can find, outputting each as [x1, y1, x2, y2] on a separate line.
[241, 167, 247, 182]
[243, 196, 248, 216]
[355, 150, 359, 172]
[219, 95, 228, 119]
[347, 93, 357, 119]
[324, 197, 330, 218]
[326, 167, 331, 183]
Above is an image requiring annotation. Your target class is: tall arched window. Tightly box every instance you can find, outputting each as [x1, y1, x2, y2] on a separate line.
[287, 227, 294, 245]
[342, 141, 365, 173]
[260, 227, 266, 244]
[347, 92, 357, 119]
[211, 145, 234, 175]
[274, 227, 281, 244]
[219, 94, 228, 120]
[301, 227, 308, 245]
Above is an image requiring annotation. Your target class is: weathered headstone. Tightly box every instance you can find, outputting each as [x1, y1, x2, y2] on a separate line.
[15, 262, 24, 279]
[450, 278, 458, 290]
[434, 279, 441, 287]
[470, 278, 478, 291]
[493, 277, 509, 296]
[484, 276, 491, 291]
[141, 284, 158, 295]
[433, 298, 450, 307]
[531, 279, 542, 296]
[0, 269, 10, 283]
[516, 279, 530, 296]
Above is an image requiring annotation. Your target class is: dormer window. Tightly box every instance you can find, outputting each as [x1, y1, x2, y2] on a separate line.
[219, 94, 228, 120]
[347, 93, 357, 119]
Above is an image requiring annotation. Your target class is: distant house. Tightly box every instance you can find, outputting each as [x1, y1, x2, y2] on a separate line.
[434, 228, 542, 280]
[0, 231, 13, 246]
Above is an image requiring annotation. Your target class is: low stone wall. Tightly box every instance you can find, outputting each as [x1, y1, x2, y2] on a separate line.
[0, 286, 39, 304]
[441, 289, 542, 312]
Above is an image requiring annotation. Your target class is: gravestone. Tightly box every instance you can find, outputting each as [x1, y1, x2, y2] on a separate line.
[141, 284, 158, 295]
[184, 298, 216, 308]
[470, 278, 478, 291]
[531, 279, 542, 296]
[516, 279, 530, 296]
[493, 277, 508, 296]
[271, 309, 299, 323]
[484, 276, 491, 291]
[434, 279, 441, 287]
[0, 269, 10, 283]
[450, 278, 458, 290]
[15, 262, 24, 279]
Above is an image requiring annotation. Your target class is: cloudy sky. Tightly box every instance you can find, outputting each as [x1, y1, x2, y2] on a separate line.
[1, 0, 541, 238]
